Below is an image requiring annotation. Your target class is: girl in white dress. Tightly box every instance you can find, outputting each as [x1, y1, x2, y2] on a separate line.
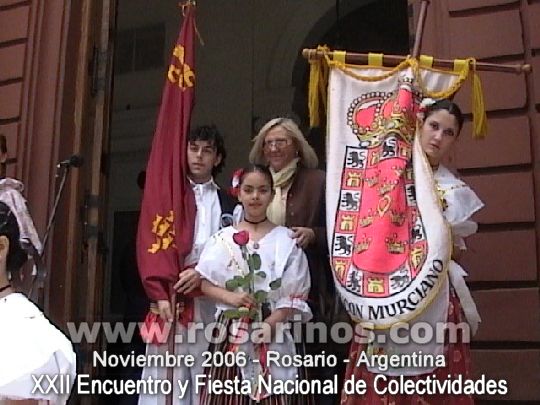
[195, 165, 314, 405]
[0, 200, 76, 404]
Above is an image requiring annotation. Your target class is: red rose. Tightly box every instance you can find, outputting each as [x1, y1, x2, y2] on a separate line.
[233, 230, 250, 246]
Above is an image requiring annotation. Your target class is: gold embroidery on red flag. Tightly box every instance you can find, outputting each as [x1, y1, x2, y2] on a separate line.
[359, 212, 374, 227]
[148, 210, 176, 253]
[167, 45, 195, 89]
[355, 235, 371, 254]
[385, 233, 406, 254]
[390, 210, 406, 226]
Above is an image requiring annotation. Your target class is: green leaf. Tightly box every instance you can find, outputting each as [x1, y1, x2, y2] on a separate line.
[225, 279, 239, 291]
[250, 253, 261, 270]
[254, 290, 268, 303]
[255, 271, 266, 279]
[249, 308, 259, 321]
[237, 274, 251, 287]
[269, 278, 282, 290]
[223, 309, 241, 319]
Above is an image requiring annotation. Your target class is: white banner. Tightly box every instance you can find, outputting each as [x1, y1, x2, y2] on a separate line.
[326, 64, 461, 328]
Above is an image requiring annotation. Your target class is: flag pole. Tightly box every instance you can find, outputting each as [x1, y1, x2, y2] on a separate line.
[302, 48, 531, 74]
[165, 5, 196, 405]
[412, 0, 430, 58]
[166, 288, 177, 405]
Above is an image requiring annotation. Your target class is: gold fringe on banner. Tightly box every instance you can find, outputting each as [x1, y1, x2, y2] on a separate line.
[419, 54, 434, 68]
[333, 50, 346, 64]
[368, 53, 384, 67]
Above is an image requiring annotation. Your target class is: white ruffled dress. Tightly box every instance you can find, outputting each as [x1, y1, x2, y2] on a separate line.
[196, 226, 312, 382]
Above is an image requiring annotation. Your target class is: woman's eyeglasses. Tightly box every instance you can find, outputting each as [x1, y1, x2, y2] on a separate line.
[263, 139, 291, 150]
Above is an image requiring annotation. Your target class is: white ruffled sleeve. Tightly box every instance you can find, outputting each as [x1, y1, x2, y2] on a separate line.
[195, 231, 237, 288]
[275, 245, 312, 322]
[452, 220, 478, 250]
[435, 167, 484, 251]
[446, 185, 483, 250]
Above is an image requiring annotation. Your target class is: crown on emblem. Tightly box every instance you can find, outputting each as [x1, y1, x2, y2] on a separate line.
[390, 210, 406, 226]
[385, 233, 406, 254]
[379, 182, 394, 196]
[355, 235, 372, 253]
[359, 213, 374, 227]
[365, 175, 379, 187]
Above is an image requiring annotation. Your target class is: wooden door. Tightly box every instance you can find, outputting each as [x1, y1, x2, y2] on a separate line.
[67, 2, 116, 401]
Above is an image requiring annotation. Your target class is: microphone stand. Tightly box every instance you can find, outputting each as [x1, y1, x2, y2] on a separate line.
[28, 163, 75, 300]
[42, 164, 72, 250]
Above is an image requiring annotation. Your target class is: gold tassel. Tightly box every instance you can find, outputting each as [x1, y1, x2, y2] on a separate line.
[470, 60, 488, 139]
[308, 45, 329, 128]
[308, 59, 321, 127]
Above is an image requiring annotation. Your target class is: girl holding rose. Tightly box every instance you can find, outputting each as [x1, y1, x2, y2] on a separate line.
[195, 165, 314, 405]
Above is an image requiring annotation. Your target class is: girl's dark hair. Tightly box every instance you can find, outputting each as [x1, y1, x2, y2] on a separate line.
[239, 164, 274, 190]
[188, 125, 226, 176]
[0, 202, 27, 273]
[424, 99, 464, 134]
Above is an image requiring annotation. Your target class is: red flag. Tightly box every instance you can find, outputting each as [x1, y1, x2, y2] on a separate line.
[136, 5, 197, 301]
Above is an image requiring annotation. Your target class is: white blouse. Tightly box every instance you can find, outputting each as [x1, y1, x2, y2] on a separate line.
[434, 165, 484, 250]
[184, 177, 222, 267]
[0, 293, 76, 403]
[195, 226, 312, 383]
[196, 226, 311, 320]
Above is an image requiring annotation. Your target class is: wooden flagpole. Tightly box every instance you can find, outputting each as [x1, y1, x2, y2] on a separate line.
[166, 290, 177, 405]
[412, 0, 430, 58]
[302, 48, 531, 74]
[165, 5, 193, 405]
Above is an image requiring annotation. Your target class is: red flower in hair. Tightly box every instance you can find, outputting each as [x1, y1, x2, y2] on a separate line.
[228, 168, 244, 198]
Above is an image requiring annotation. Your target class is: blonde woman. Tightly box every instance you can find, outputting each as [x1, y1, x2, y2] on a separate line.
[249, 118, 331, 320]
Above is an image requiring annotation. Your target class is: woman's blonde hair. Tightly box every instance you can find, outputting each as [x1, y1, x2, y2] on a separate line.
[249, 118, 319, 169]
